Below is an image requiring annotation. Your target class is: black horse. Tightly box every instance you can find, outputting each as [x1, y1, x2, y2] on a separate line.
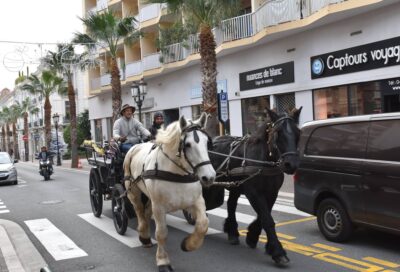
[207, 107, 302, 266]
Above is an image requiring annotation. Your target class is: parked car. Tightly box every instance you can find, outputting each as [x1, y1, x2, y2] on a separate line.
[294, 112, 400, 242]
[0, 152, 18, 185]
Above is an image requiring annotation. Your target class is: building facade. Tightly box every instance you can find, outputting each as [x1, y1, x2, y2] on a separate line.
[85, 0, 400, 140]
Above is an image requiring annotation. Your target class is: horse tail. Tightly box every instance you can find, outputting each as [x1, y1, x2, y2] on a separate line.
[123, 147, 134, 179]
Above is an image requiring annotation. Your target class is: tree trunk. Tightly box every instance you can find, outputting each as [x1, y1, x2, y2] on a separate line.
[44, 96, 52, 149]
[24, 113, 29, 161]
[12, 122, 20, 160]
[1, 126, 5, 151]
[110, 57, 122, 124]
[199, 25, 219, 137]
[5, 123, 10, 154]
[68, 78, 79, 168]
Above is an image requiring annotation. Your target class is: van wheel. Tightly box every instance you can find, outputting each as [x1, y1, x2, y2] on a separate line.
[317, 198, 353, 242]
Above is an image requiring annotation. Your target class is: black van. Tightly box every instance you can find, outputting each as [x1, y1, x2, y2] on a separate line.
[294, 113, 400, 242]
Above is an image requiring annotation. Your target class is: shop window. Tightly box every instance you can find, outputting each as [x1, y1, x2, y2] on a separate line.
[276, 93, 295, 114]
[313, 86, 348, 120]
[242, 96, 270, 135]
[349, 82, 381, 115]
[192, 105, 202, 120]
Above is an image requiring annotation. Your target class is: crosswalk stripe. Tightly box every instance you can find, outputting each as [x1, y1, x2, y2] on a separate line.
[0, 210, 10, 214]
[225, 196, 310, 217]
[25, 218, 88, 261]
[78, 213, 155, 248]
[206, 208, 255, 223]
[278, 192, 294, 198]
[0, 205, 6, 209]
[166, 214, 221, 235]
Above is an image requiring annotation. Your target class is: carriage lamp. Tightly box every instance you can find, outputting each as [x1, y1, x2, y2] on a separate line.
[131, 78, 148, 122]
[52, 113, 62, 166]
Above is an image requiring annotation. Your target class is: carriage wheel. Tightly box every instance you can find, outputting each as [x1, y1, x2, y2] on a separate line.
[183, 210, 196, 225]
[89, 169, 103, 217]
[112, 184, 128, 235]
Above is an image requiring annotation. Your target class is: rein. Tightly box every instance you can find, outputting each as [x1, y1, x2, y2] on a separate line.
[142, 125, 212, 183]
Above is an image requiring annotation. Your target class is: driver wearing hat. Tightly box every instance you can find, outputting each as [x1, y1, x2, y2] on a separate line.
[113, 104, 151, 153]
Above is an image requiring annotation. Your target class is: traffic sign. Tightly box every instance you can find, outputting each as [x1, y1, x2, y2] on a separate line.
[22, 135, 28, 141]
[217, 90, 229, 124]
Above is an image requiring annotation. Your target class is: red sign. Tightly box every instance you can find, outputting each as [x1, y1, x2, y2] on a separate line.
[22, 135, 28, 141]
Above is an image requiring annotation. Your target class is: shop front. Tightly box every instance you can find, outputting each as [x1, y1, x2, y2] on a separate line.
[311, 36, 400, 120]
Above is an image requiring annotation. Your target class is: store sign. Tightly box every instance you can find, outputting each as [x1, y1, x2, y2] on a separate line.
[381, 77, 400, 95]
[239, 62, 294, 91]
[311, 36, 400, 79]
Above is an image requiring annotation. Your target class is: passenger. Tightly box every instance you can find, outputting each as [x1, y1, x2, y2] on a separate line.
[148, 111, 164, 139]
[113, 104, 151, 153]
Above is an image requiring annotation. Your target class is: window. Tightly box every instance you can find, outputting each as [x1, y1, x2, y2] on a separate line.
[64, 101, 70, 123]
[276, 93, 295, 114]
[367, 120, 400, 162]
[314, 86, 348, 120]
[242, 96, 270, 135]
[94, 119, 102, 142]
[306, 122, 369, 158]
[192, 105, 202, 120]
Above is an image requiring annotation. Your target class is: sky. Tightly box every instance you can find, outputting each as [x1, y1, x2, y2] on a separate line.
[0, 0, 83, 90]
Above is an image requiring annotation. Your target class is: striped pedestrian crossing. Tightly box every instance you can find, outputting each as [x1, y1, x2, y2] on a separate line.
[24, 192, 307, 262]
[0, 199, 10, 214]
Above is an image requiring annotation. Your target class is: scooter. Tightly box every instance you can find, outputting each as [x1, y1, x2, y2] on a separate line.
[39, 157, 53, 181]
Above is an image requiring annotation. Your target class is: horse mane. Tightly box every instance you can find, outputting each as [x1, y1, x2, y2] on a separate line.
[155, 121, 181, 151]
[248, 120, 270, 144]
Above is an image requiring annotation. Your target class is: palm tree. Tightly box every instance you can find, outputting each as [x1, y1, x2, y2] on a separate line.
[17, 98, 39, 161]
[43, 44, 92, 168]
[0, 108, 12, 154]
[74, 10, 141, 123]
[147, 0, 240, 136]
[9, 104, 23, 160]
[20, 71, 67, 149]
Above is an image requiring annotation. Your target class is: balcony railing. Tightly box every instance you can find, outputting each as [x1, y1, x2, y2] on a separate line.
[140, 4, 162, 22]
[91, 77, 101, 90]
[100, 74, 111, 86]
[126, 60, 142, 77]
[143, 53, 161, 70]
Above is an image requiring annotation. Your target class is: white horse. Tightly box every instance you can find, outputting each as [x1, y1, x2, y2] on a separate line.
[123, 113, 216, 272]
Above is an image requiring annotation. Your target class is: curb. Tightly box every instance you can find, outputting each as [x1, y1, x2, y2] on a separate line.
[0, 219, 47, 272]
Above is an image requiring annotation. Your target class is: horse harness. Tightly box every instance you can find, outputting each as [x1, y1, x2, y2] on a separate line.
[127, 124, 213, 185]
[209, 115, 297, 188]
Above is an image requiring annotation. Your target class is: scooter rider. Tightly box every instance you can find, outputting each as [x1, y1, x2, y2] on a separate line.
[113, 104, 152, 153]
[148, 111, 164, 139]
[38, 146, 53, 173]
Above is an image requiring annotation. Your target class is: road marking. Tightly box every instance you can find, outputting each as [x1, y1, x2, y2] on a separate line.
[0, 206, 6, 209]
[78, 213, 155, 248]
[226, 196, 311, 217]
[25, 218, 88, 261]
[166, 214, 221, 235]
[362, 257, 399, 268]
[0, 210, 10, 214]
[275, 217, 316, 227]
[0, 202, 4, 205]
[313, 253, 382, 272]
[0, 225, 26, 272]
[206, 208, 256, 223]
[17, 185, 28, 188]
[312, 243, 341, 252]
[278, 192, 294, 198]
[18, 179, 27, 184]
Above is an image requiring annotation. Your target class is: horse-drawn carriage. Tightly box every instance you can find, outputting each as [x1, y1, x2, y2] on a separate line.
[83, 140, 135, 235]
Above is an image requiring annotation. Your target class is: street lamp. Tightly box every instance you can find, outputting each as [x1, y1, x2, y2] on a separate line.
[52, 113, 62, 166]
[130, 78, 148, 122]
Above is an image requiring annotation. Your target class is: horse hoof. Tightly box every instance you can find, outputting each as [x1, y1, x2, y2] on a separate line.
[158, 264, 174, 272]
[245, 236, 258, 249]
[181, 237, 189, 252]
[228, 235, 240, 245]
[273, 255, 290, 266]
[139, 236, 153, 248]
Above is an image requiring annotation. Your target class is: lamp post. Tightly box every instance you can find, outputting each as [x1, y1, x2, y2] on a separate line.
[52, 113, 62, 166]
[130, 78, 148, 122]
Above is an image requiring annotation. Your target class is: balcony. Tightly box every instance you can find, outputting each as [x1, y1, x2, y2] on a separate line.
[143, 53, 161, 70]
[139, 4, 162, 22]
[100, 74, 111, 86]
[126, 61, 142, 77]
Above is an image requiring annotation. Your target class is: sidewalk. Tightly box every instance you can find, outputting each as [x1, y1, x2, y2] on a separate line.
[0, 219, 48, 272]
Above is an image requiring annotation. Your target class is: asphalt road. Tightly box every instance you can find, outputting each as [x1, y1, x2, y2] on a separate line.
[0, 162, 399, 272]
